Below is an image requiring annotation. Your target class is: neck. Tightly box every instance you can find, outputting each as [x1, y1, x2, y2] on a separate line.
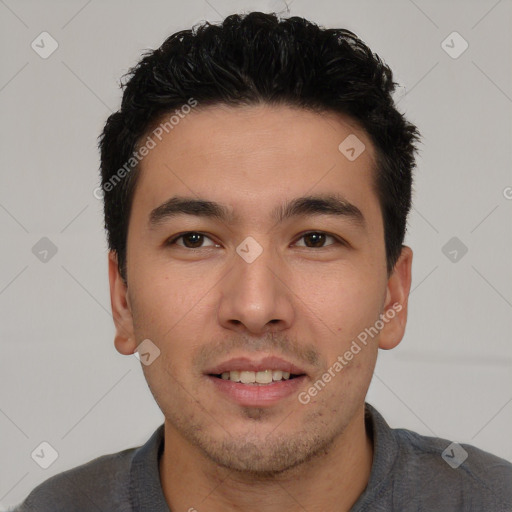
[159, 405, 373, 512]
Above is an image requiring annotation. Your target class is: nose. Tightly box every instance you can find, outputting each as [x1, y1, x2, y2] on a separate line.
[217, 243, 295, 335]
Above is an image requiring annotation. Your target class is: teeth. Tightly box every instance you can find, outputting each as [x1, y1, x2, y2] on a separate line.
[240, 371, 255, 384]
[272, 370, 283, 380]
[255, 370, 273, 384]
[219, 369, 296, 384]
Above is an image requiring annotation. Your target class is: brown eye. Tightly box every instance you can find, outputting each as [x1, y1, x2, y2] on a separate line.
[295, 232, 338, 248]
[167, 232, 218, 249]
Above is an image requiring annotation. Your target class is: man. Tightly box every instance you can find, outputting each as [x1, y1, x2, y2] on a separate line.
[14, 11, 511, 512]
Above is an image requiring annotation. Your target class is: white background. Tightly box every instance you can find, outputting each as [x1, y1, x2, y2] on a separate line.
[1, 0, 511, 508]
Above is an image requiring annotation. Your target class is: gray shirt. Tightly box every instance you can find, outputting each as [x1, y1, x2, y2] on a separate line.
[12, 403, 512, 511]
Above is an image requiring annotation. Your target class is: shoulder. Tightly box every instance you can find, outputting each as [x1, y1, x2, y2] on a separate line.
[11, 446, 137, 512]
[363, 404, 512, 511]
[393, 426, 512, 510]
[12, 424, 166, 512]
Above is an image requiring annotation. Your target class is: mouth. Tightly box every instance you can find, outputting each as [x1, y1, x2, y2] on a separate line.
[204, 356, 308, 406]
[209, 369, 304, 384]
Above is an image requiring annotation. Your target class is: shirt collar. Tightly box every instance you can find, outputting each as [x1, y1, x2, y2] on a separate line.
[130, 423, 169, 511]
[350, 402, 400, 510]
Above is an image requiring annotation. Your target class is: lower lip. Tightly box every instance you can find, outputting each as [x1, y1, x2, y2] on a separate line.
[206, 375, 307, 407]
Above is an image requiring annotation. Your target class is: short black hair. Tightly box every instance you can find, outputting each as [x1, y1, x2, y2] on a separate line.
[98, 11, 420, 283]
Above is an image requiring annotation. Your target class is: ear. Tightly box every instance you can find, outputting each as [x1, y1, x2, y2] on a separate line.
[108, 251, 137, 355]
[378, 245, 413, 350]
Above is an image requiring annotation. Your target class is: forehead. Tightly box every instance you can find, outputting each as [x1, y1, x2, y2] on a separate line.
[131, 104, 381, 232]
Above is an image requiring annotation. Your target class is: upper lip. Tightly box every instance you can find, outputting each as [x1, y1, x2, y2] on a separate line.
[204, 355, 307, 376]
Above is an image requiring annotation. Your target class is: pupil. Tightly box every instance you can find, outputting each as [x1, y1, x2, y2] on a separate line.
[305, 233, 325, 247]
[184, 233, 203, 248]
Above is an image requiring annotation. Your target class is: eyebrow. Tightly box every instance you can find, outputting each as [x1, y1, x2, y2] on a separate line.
[148, 194, 366, 230]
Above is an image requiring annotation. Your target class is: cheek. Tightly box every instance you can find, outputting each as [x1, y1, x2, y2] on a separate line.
[293, 268, 384, 389]
[292, 263, 385, 341]
[128, 268, 209, 367]
[130, 262, 202, 325]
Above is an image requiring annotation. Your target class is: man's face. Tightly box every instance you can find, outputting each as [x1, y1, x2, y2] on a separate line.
[111, 104, 409, 473]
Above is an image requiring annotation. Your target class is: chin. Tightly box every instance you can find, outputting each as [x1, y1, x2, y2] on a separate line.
[197, 427, 336, 476]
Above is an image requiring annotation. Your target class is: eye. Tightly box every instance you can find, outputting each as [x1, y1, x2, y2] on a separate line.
[293, 231, 341, 248]
[166, 232, 219, 249]
[165, 231, 344, 250]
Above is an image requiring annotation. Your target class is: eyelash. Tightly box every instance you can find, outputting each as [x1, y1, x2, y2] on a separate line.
[165, 231, 346, 249]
